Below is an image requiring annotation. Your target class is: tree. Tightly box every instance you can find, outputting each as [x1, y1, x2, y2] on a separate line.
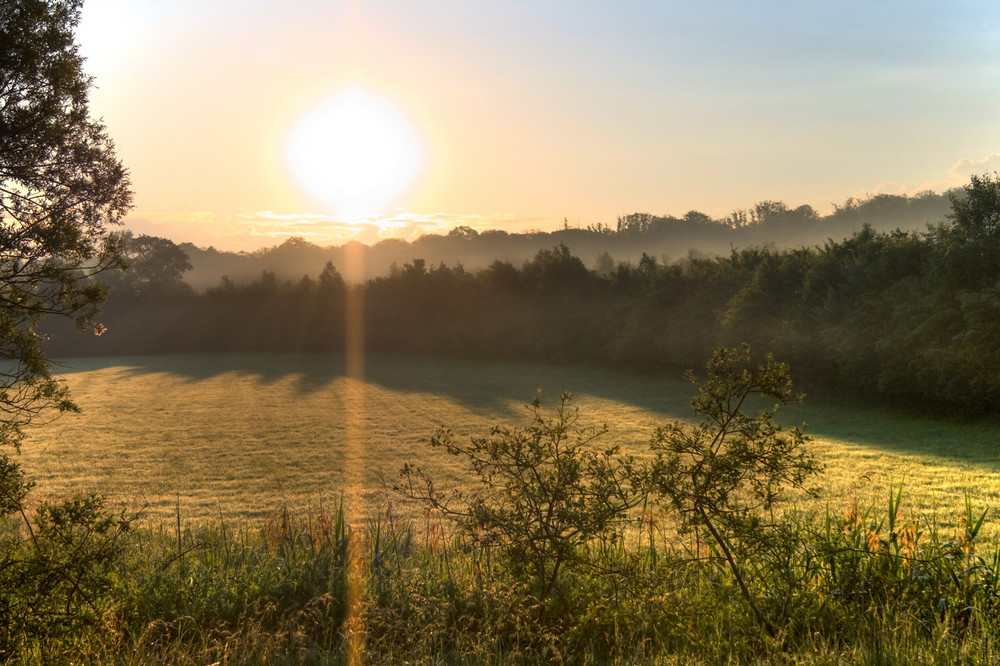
[750, 200, 790, 225]
[113, 233, 192, 295]
[592, 250, 615, 277]
[0, 2, 134, 655]
[124, 234, 191, 286]
[945, 172, 1000, 244]
[521, 243, 590, 293]
[447, 225, 479, 239]
[931, 173, 1000, 291]
[0, 0, 132, 448]
[317, 260, 346, 295]
[650, 345, 819, 637]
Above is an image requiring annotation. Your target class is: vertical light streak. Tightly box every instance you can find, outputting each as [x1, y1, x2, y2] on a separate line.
[342, 241, 366, 663]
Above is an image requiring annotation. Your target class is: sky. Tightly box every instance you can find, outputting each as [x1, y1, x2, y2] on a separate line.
[76, 0, 1000, 252]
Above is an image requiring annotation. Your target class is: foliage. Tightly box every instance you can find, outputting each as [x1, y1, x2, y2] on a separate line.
[0, 2, 136, 660]
[649, 345, 821, 636]
[7, 491, 994, 664]
[0, 455, 133, 660]
[112, 504, 351, 664]
[813, 486, 1000, 637]
[36, 171, 997, 418]
[49, 174, 999, 416]
[112, 233, 193, 296]
[393, 392, 649, 619]
[0, 0, 131, 447]
[945, 171, 1000, 244]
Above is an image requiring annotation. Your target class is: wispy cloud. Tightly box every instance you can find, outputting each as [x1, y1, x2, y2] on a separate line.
[121, 208, 566, 251]
[859, 153, 1000, 201]
[232, 210, 562, 246]
[947, 153, 1000, 183]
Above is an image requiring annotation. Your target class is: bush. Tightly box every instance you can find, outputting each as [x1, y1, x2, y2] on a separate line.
[393, 391, 649, 622]
[649, 344, 821, 637]
[0, 453, 133, 660]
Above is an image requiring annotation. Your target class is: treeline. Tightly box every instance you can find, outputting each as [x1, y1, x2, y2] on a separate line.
[180, 190, 952, 288]
[44, 175, 999, 415]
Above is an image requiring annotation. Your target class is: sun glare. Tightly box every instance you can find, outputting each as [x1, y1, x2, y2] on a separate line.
[286, 88, 421, 215]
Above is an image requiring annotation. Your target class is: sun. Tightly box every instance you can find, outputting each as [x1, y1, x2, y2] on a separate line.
[286, 88, 421, 214]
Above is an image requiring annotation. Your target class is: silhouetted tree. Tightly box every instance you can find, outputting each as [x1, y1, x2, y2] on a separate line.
[318, 260, 346, 294]
[112, 233, 192, 296]
[948, 174, 1000, 242]
[522, 244, 591, 293]
[0, 3, 135, 657]
[448, 225, 479, 239]
[0, 0, 131, 447]
[33, 174, 1000, 415]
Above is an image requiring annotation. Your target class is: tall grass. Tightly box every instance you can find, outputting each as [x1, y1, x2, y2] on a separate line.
[16, 489, 997, 664]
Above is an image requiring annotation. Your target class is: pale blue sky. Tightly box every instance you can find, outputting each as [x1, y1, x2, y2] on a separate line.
[78, 0, 999, 249]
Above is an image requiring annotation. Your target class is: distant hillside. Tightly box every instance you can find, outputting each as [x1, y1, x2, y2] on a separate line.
[181, 191, 953, 290]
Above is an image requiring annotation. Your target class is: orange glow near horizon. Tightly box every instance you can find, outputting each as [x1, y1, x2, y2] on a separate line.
[75, 1, 999, 253]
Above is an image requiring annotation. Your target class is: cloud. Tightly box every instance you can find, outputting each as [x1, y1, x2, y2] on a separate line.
[122, 208, 568, 252]
[947, 153, 1000, 183]
[121, 211, 235, 247]
[231, 210, 562, 246]
[857, 153, 1000, 203]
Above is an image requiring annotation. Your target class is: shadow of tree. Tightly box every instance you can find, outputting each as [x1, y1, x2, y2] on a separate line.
[51, 352, 1000, 468]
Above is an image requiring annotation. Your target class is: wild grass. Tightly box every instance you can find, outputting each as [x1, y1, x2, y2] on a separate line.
[9, 352, 1000, 663]
[18, 493, 1000, 664]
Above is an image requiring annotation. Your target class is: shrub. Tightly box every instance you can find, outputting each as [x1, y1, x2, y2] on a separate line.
[0, 453, 134, 660]
[649, 344, 821, 637]
[392, 391, 649, 621]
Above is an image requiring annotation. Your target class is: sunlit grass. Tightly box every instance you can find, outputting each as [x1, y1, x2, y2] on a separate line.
[11, 352, 1000, 663]
[20, 353, 1000, 537]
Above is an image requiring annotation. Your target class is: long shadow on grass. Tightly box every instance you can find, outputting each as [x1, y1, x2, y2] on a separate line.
[53, 352, 694, 419]
[52, 353, 1000, 467]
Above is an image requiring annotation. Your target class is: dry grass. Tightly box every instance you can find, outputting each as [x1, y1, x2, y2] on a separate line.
[18, 353, 1000, 535]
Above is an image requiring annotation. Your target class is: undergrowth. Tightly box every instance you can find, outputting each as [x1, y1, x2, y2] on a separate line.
[9, 491, 996, 664]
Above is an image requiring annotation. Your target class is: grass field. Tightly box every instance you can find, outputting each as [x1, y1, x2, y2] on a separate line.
[19, 352, 1000, 534]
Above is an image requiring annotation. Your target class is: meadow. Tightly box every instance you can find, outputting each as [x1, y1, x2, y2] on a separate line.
[12, 352, 1000, 663]
[23, 352, 1000, 533]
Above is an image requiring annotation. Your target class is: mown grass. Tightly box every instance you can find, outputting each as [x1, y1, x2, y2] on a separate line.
[24, 353, 1000, 534]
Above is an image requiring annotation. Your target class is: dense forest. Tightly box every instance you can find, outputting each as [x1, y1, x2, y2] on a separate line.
[44, 175, 999, 416]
